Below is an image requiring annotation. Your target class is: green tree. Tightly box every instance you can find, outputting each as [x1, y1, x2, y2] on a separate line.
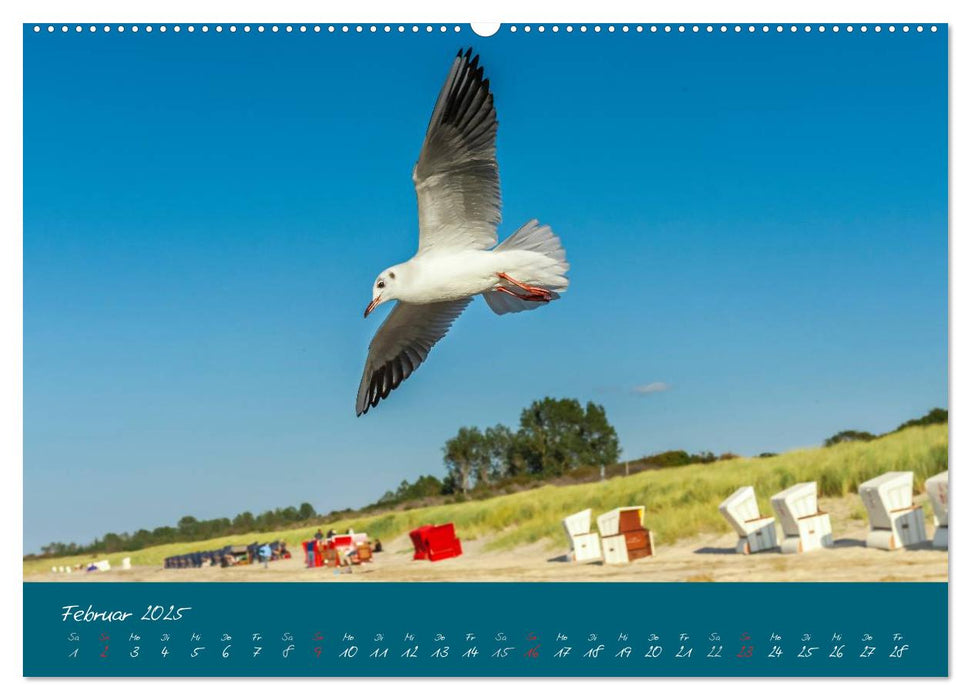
[824, 430, 877, 447]
[641, 450, 692, 467]
[404, 475, 445, 499]
[130, 529, 153, 550]
[894, 408, 947, 432]
[102, 532, 126, 553]
[513, 398, 621, 476]
[443, 427, 491, 493]
[176, 516, 199, 539]
[151, 526, 178, 543]
[232, 511, 255, 533]
[484, 424, 516, 480]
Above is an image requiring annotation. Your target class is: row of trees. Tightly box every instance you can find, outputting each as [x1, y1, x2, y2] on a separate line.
[628, 449, 739, 468]
[441, 398, 621, 493]
[376, 397, 623, 505]
[383, 404, 949, 506]
[823, 408, 947, 448]
[374, 474, 446, 507]
[35, 503, 319, 558]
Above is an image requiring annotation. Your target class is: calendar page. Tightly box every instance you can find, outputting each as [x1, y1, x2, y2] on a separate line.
[22, 20, 948, 678]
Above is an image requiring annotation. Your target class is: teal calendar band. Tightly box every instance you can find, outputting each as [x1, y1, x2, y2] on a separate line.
[23, 582, 947, 677]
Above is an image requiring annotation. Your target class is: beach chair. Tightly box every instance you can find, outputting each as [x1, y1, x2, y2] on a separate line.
[329, 534, 354, 548]
[597, 506, 655, 564]
[409, 525, 434, 560]
[719, 486, 778, 554]
[354, 543, 373, 563]
[407, 524, 462, 562]
[925, 471, 948, 549]
[247, 543, 261, 565]
[425, 523, 463, 561]
[231, 545, 248, 564]
[302, 540, 317, 568]
[859, 471, 927, 550]
[771, 482, 833, 554]
[562, 508, 602, 563]
[322, 548, 339, 567]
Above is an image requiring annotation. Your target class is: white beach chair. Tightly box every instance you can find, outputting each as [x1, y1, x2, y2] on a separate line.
[925, 471, 948, 549]
[562, 508, 601, 562]
[596, 506, 645, 537]
[719, 486, 778, 554]
[771, 482, 833, 554]
[597, 506, 655, 564]
[858, 471, 927, 550]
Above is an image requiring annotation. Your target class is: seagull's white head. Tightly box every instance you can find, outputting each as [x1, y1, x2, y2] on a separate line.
[365, 266, 401, 318]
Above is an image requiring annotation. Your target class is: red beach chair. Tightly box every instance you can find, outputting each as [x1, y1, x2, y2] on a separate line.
[409, 525, 434, 560]
[425, 523, 463, 562]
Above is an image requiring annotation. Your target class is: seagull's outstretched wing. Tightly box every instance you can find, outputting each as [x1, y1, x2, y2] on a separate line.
[356, 298, 472, 416]
[413, 49, 500, 254]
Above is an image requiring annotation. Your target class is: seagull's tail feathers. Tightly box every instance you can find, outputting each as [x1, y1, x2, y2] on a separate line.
[484, 219, 570, 315]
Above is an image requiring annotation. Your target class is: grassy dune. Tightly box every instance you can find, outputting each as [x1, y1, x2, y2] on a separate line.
[24, 424, 947, 576]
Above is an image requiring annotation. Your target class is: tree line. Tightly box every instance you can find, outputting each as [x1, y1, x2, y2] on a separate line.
[823, 408, 947, 448]
[375, 397, 621, 505]
[33, 503, 319, 559]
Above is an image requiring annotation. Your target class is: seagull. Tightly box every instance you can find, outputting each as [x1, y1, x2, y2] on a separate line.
[356, 48, 569, 416]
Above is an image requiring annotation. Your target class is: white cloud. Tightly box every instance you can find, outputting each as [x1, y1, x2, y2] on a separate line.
[633, 382, 672, 395]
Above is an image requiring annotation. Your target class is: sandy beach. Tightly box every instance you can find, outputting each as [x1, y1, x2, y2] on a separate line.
[27, 496, 946, 584]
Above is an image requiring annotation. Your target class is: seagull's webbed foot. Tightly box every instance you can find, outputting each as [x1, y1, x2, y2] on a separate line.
[495, 272, 553, 302]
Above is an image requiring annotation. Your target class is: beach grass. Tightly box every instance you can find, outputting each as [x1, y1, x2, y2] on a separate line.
[23, 423, 947, 576]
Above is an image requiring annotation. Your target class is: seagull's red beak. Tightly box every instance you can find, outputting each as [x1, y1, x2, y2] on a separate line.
[364, 296, 381, 318]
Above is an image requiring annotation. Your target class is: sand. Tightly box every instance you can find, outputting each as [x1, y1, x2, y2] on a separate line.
[28, 501, 947, 584]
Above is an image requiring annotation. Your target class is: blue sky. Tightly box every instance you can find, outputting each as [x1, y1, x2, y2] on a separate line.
[23, 26, 947, 553]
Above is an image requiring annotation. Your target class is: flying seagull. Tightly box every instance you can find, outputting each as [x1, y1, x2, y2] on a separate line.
[356, 48, 569, 416]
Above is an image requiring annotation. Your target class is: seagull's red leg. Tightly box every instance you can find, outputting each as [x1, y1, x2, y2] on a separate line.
[499, 288, 550, 302]
[494, 286, 551, 303]
[496, 272, 553, 301]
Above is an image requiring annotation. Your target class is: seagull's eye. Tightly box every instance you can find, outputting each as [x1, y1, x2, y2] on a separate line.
[377, 280, 385, 289]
